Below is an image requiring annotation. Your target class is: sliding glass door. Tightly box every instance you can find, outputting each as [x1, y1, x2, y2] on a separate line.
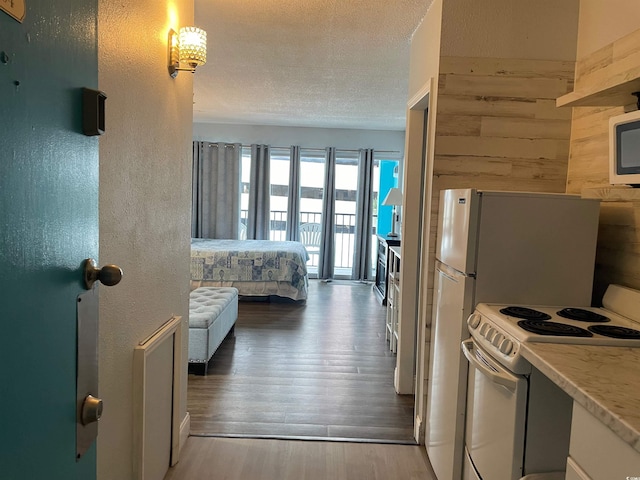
[299, 150, 325, 274]
[334, 151, 359, 277]
[269, 147, 291, 240]
[238, 145, 384, 279]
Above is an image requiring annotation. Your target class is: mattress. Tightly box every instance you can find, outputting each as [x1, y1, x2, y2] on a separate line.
[190, 239, 309, 301]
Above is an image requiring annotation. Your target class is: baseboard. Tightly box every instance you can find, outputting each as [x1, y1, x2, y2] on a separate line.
[414, 414, 424, 444]
[179, 412, 190, 458]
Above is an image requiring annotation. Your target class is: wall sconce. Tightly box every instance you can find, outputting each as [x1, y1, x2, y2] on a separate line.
[168, 27, 207, 78]
[382, 187, 403, 238]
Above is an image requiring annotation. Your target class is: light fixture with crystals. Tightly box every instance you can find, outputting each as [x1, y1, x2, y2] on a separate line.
[168, 27, 207, 78]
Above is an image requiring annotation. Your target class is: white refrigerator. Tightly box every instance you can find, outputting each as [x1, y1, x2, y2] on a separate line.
[424, 189, 600, 480]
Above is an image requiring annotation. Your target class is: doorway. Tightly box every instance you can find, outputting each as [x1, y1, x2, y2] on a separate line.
[394, 80, 434, 443]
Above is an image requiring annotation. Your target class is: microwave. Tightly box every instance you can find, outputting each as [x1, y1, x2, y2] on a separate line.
[610, 109, 640, 187]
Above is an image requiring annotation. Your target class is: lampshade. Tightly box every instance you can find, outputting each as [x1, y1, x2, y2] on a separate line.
[168, 26, 208, 78]
[382, 187, 403, 206]
[179, 27, 207, 67]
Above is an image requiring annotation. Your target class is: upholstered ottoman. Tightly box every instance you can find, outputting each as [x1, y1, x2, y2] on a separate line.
[188, 287, 238, 375]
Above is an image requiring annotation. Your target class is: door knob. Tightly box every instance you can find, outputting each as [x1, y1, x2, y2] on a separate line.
[81, 394, 103, 425]
[83, 258, 123, 289]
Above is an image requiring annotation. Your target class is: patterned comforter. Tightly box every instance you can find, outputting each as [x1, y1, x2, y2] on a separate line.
[190, 239, 309, 299]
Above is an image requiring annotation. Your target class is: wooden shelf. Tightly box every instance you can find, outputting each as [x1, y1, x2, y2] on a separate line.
[556, 78, 640, 108]
[581, 185, 640, 202]
[555, 28, 640, 108]
[385, 246, 401, 355]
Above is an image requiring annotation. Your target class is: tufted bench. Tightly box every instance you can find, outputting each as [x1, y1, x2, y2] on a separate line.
[188, 287, 238, 375]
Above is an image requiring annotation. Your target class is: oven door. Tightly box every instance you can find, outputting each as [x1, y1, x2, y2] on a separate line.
[462, 339, 528, 480]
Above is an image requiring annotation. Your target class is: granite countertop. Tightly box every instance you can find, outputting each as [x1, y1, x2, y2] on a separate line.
[521, 343, 640, 454]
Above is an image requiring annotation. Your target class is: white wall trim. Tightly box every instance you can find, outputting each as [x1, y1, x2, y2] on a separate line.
[396, 77, 435, 396]
[132, 315, 183, 480]
[414, 414, 424, 444]
[178, 412, 190, 463]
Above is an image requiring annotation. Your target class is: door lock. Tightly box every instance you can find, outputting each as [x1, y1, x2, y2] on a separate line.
[81, 394, 103, 425]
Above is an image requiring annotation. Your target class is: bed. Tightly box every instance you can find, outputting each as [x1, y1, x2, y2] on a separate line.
[190, 238, 309, 301]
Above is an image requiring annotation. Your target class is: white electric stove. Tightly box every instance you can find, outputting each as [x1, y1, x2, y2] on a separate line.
[467, 284, 640, 374]
[462, 284, 640, 480]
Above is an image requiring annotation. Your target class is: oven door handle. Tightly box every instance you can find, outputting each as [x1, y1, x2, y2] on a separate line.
[461, 339, 517, 392]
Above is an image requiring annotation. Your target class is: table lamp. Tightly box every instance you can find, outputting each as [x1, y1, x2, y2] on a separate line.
[382, 187, 403, 237]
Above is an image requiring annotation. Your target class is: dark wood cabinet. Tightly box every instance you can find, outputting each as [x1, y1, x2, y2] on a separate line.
[374, 235, 401, 305]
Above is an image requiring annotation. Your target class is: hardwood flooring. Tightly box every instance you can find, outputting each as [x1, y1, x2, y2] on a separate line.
[187, 279, 415, 443]
[164, 437, 436, 480]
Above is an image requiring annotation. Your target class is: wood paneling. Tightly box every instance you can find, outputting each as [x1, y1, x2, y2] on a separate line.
[565, 28, 640, 297]
[165, 437, 436, 480]
[431, 55, 575, 210]
[558, 28, 640, 107]
[434, 56, 574, 193]
[416, 55, 576, 421]
[187, 280, 415, 443]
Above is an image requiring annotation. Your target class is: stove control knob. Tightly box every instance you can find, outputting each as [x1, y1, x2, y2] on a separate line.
[492, 333, 504, 347]
[486, 327, 496, 341]
[479, 323, 490, 336]
[467, 313, 481, 329]
[499, 339, 513, 355]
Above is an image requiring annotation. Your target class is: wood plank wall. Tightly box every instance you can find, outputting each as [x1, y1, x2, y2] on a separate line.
[434, 56, 575, 193]
[565, 28, 640, 300]
[417, 55, 576, 413]
[427, 55, 576, 289]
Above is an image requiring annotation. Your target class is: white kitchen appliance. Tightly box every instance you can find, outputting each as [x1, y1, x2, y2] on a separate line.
[463, 284, 640, 480]
[425, 189, 601, 480]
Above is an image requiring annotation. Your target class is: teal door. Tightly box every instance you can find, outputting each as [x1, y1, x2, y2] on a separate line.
[0, 1, 99, 478]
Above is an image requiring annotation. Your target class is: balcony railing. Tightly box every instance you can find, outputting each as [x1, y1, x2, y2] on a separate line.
[241, 210, 377, 275]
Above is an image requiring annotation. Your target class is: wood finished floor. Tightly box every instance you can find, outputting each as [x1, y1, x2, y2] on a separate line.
[164, 437, 436, 480]
[187, 279, 415, 443]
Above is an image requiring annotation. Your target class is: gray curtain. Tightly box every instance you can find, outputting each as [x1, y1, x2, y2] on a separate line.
[353, 148, 374, 280]
[191, 141, 242, 239]
[318, 147, 336, 279]
[286, 145, 301, 241]
[247, 144, 271, 240]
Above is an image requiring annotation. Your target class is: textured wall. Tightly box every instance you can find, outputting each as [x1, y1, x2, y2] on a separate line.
[407, 0, 443, 99]
[440, 0, 579, 60]
[193, 123, 406, 155]
[97, 1, 193, 478]
[576, 0, 640, 59]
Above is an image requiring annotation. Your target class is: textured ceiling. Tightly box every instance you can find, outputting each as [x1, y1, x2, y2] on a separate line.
[193, 0, 433, 131]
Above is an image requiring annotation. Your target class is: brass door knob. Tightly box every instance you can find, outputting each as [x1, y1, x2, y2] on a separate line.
[83, 258, 123, 289]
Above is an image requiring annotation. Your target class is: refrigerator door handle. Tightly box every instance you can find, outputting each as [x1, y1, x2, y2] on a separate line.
[437, 265, 475, 282]
[437, 267, 459, 283]
[461, 339, 517, 392]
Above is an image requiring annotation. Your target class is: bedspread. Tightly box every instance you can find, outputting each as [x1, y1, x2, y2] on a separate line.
[190, 239, 309, 297]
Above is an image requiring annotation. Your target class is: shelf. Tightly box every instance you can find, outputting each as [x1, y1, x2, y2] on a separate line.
[555, 28, 640, 108]
[581, 185, 640, 202]
[386, 245, 401, 355]
[556, 78, 640, 108]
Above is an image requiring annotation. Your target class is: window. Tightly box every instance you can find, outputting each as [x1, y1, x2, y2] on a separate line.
[239, 145, 388, 279]
[240, 147, 251, 229]
[299, 149, 325, 272]
[334, 151, 359, 276]
[269, 147, 291, 241]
